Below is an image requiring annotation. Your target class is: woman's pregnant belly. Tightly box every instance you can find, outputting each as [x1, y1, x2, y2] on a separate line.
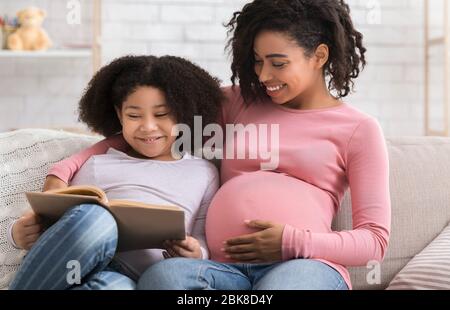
[206, 170, 334, 262]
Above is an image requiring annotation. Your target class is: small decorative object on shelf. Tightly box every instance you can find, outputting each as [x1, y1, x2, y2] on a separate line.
[0, 16, 4, 49]
[0, 49, 91, 58]
[7, 7, 52, 51]
[0, 15, 19, 50]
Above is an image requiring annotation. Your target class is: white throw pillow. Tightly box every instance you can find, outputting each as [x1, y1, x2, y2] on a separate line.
[387, 222, 450, 290]
[0, 129, 100, 289]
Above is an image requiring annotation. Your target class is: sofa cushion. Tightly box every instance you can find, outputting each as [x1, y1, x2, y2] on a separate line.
[0, 129, 100, 289]
[333, 137, 450, 289]
[386, 222, 450, 289]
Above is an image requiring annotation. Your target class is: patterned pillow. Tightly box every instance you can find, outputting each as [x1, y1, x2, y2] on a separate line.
[387, 223, 450, 290]
[0, 129, 100, 289]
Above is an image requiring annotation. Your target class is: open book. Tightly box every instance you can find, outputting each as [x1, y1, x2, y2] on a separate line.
[25, 185, 185, 252]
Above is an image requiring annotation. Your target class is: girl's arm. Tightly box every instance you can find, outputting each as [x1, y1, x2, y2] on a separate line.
[47, 134, 129, 184]
[282, 118, 391, 266]
[8, 134, 129, 249]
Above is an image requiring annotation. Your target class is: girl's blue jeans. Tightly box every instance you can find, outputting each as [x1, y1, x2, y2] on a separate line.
[9, 204, 348, 290]
[9, 204, 135, 290]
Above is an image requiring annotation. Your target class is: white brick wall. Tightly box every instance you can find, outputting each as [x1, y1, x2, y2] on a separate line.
[345, 0, 426, 136]
[100, 0, 243, 80]
[0, 0, 433, 136]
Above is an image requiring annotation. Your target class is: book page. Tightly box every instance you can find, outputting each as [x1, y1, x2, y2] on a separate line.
[25, 189, 186, 251]
[25, 191, 106, 222]
[47, 185, 108, 204]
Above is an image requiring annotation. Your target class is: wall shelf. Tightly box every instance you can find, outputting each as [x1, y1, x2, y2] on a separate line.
[0, 49, 91, 58]
[0, 0, 101, 72]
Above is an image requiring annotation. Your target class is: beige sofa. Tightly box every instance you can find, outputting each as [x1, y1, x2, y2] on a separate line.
[0, 129, 449, 289]
[334, 136, 450, 289]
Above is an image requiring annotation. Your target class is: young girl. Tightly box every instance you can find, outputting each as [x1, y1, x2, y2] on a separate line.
[8, 55, 223, 289]
[25, 0, 390, 290]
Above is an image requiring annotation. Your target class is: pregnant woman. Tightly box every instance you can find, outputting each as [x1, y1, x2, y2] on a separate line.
[138, 0, 390, 290]
[39, 0, 390, 290]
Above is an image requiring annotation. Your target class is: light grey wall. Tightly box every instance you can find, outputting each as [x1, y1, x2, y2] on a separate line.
[0, 0, 427, 136]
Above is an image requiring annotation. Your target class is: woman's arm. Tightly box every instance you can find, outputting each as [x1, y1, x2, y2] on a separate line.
[282, 118, 391, 266]
[42, 175, 68, 191]
[47, 134, 129, 184]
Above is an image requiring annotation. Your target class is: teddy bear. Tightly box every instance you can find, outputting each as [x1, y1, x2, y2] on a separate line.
[7, 7, 52, 51]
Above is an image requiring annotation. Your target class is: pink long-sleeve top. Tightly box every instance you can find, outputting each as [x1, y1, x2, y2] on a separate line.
[48, 86, 391, 289]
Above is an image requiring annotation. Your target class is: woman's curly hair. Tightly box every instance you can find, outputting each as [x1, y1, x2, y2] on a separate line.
[225, 0, 366, 102]
[78, 55, 224, 141]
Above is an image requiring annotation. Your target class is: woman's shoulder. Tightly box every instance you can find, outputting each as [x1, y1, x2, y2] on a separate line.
[340, 105, 387, 158]
[339, 102, 375, 122]
[221, 85, 245, 108]
[221, 85, 241, 99]
[333, 103, 382, 135]
[220, 85, 254, 124]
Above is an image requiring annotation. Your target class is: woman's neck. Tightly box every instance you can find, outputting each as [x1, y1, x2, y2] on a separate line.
[284, 79, 341, 110]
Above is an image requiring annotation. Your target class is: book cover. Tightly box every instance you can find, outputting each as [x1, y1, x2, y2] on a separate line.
[25, 185, 186, 251]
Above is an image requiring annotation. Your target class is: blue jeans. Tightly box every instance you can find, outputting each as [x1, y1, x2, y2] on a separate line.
[137, 257, 348, 290]
[9, 204, 136, 290]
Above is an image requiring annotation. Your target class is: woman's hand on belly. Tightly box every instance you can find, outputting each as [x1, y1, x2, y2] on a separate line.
[223, 220, 284, 263]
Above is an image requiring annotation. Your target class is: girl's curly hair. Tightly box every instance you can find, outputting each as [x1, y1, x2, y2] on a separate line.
[78, 55, 224, 140]
[225, 0, 366, 102]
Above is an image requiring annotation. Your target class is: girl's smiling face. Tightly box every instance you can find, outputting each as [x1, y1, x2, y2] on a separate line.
[116, 86, 179, 161]
[253, 30, 328, 109]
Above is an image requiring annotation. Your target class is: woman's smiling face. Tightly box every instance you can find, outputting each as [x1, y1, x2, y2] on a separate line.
[254, 30, 323, 108]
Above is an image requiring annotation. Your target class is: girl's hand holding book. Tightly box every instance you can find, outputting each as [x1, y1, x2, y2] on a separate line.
[12, 210, 44, 250]
[163, 236, 202, 259]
